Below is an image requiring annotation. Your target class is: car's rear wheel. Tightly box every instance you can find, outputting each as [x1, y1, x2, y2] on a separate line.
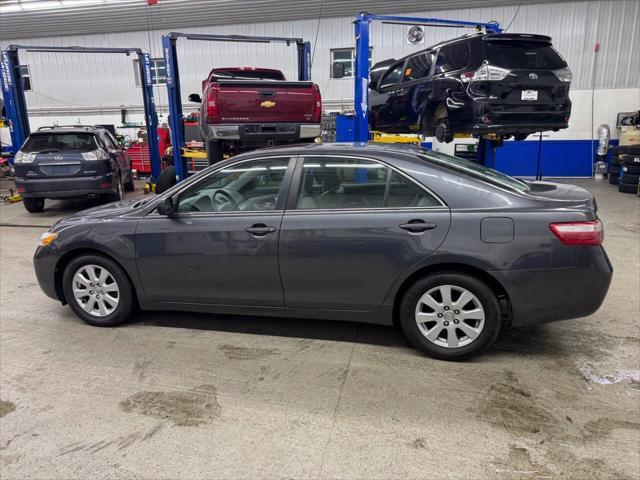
[23, 197, 44, 213]
[62, 254, 134, 327]
[155, 166, 176, 194]
[206, 140, 224, 165]
[399, 272, 501, 360]
[124, 169, 135, 192]
[108, 174, 124, 202]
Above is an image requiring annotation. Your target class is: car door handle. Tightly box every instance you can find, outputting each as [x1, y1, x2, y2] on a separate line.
[245, 224, 276, 236]
[399, 221, 437, 233]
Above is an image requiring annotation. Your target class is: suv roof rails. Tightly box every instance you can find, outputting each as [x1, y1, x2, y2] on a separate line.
[37, 125, 102, 131]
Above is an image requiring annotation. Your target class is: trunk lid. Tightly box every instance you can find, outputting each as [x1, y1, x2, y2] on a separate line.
[214, 80, 318, 123]
[525, 181, 597, 212]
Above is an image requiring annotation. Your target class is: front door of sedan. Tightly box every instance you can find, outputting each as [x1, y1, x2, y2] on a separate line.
[279, 155, 451, 310]
[135, 156, 294, 306]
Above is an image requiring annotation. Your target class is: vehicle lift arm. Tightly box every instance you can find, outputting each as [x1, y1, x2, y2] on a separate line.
[353, 12, 501, 144]
[161, 32, 312, 182]
[0, 45, 162, 181]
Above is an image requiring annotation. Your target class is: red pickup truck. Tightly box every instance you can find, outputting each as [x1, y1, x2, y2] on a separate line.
[189, 67, 322, 164]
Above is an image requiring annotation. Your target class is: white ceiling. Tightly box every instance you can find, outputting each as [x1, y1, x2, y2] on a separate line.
[0, 0, 589, 40]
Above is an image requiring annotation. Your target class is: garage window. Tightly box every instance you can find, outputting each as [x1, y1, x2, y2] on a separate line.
[19, 65, 31, 91]
[133, 58, 167, 86]
[330, 48, 373, 78]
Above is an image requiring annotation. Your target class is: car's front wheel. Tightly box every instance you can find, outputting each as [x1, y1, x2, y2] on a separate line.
[23, 197, 44, 213]
[62, 254, 134, 327]
[399, 272, 501, 360]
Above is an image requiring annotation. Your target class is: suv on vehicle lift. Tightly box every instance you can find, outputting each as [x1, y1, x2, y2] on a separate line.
[13, 126, 134, 213]
[189, 67, 322, 164]
[368, 33, 572, 142]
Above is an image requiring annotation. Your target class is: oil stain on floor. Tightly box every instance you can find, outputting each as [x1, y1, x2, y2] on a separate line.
[0, 400, 16, 417]
[119, 385, 220, 427]
[218, 344, 279, 360]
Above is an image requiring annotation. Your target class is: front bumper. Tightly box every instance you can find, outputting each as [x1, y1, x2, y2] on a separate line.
[16, 174, 115, 199]
[492, 246, 613, 327]
[206, 123, 321, 142]
[34, 245, 61, 302]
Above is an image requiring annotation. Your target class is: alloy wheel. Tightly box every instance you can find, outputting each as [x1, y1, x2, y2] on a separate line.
[72, 264, 120, 317]
[415, 284, 485, 348]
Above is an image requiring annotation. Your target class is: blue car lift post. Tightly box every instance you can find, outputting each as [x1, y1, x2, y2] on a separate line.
[0, 45, 162, 181]
[352, 12, 502, 165]
[161, 33, 312, 182]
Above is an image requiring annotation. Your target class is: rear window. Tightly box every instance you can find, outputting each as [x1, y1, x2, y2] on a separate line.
[435, 41, 471, 73]
[419, 149, 530, 193]
[212, 69, 285, 81]
[484, 41, 567, 70]
[22, 133, 98, 153]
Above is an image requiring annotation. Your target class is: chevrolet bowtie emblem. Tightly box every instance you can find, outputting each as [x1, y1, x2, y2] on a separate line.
[260, 100, 276, 108]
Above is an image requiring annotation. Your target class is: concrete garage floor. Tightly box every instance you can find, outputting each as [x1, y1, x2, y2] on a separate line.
[0, 177, 638, 479]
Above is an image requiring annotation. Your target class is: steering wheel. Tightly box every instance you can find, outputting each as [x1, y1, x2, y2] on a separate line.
[213, 189, 239, 210]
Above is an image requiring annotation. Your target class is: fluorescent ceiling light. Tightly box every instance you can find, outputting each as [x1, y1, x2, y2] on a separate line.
[0, 5, 23, 12]
[61, 0, 105, 5]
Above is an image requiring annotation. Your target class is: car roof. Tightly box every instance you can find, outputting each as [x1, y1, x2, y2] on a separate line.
[234, 141, 424, 158]
[31, 126, 105, 135]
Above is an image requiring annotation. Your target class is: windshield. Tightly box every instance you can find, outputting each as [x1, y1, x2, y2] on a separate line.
[22, 133, 98, 153]
[484, 41, 567, 70]
[419, 149, 530, 193]
[212, 69, 285, 81]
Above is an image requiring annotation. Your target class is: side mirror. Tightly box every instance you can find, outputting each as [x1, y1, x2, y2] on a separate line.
[188, 93, 202, 103]
[332, 63, 345, 79]
[157, 196, 177, 217]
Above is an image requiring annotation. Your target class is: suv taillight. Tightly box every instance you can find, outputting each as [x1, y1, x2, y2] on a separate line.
[206, 88, 219, 123]
[549, 220, 603, 246]
[461, 63, 511, 83]
[311, 84, 322, 123]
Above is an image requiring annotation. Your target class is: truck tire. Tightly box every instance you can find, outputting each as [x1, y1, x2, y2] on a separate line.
[206, 140, 224, 165]
[155, 166, 176, 195]
[23, 197, 44, 213]
[124, 168, 135, 192]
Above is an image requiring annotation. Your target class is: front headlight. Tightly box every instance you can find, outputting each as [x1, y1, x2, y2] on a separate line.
[14, 151, 36, 164]
[82, 149, 109, 161]
[38, 231, 58, 247]
[553, 67, 572, 82]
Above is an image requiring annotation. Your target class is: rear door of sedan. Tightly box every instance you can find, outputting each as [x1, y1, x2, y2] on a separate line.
[278, 154, 451, 310]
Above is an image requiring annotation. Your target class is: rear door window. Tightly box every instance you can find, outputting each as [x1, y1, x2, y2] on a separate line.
[21, 133, 98, 153]
[403, 52, 434, 81]
[434, 41, 471, 74]
[387, 171, 441, 207]
[484, 41, 567, 69]
[379, 62, 405, 89]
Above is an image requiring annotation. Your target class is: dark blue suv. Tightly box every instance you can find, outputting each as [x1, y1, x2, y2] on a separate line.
[14, 126, 134, 213]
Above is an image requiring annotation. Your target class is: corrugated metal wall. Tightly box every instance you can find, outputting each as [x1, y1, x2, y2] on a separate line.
[2, 0, 638, 113]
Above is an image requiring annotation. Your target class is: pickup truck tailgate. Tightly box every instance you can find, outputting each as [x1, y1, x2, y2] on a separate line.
[216, 80, 317, 123]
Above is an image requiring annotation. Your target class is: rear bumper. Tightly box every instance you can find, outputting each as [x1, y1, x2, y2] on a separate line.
[16, 174, 115, 199]
[467, 100, 571, 134]
[205, 123, 321, 142]
[492, 246, 613, 327]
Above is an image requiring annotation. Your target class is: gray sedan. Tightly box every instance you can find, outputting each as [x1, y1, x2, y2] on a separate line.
[33, 143, 612, 360]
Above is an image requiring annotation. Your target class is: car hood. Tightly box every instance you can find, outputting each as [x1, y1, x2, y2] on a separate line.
[525, 181, 597, 211]
[53, 199, 144, 227]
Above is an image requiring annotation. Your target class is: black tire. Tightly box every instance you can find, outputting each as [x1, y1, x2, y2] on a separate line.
[399, 272, 501, 361]
[611, 145, 640, 157]
[620, 154, 640, 166]
[155, 166, 176, 194]
[206, 140, 224, 165]
[124, 169, 135, 192]
[622, 163, 640, 176]
[620, 173, 640, 185]
[434, 120, 453, 143]
[618, 181, 638, 194]
[608, 174, 620, 185]
[23, 197, 44, 213]
[108, 174, 124, 202]
[62, 254, 134, 327]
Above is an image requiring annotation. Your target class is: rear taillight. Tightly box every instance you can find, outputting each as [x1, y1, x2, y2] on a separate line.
[552, 67, 572, 82]
[461, 63, 511, 83]
[206, 88, 219, 123]
[549, 220, 603, 246]
[311, 85, 322, 123]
